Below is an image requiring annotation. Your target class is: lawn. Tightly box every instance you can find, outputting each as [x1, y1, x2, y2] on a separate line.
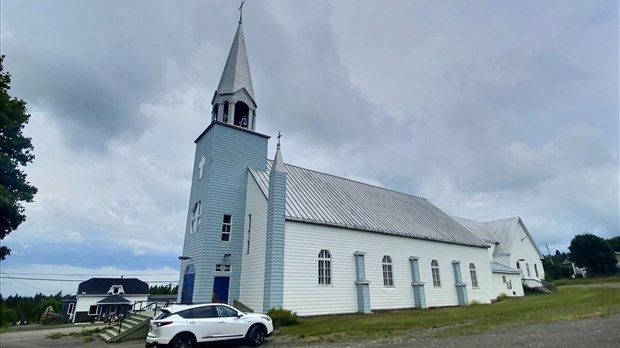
[275, 285, 620, 344]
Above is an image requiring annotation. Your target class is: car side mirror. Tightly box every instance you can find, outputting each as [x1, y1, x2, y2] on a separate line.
[236, 313, 244, 318]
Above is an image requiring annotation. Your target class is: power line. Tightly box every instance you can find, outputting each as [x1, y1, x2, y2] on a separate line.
[0, 275, 178, 283]
[1, 272, 179, 276]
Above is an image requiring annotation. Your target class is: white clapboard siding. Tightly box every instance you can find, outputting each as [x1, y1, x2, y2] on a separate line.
[283, 221, 496, 316]
[239, 174, 269, 312]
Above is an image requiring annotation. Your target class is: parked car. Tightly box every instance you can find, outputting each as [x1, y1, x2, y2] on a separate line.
[145, 303, 273, 348]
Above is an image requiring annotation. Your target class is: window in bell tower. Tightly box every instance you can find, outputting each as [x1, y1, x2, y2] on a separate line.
[234, 101, 249, 128]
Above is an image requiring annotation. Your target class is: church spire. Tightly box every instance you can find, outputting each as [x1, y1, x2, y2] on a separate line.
[272, 132, 286, 173]
[211, 10, 257, 131]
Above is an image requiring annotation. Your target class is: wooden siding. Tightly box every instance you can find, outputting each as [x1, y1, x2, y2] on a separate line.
[507, 221, 546, 281]
[179, 123, 268, 304]
[239, 174, 268, 312]
[492, 273, 524, 297]
[283, 221, 496, 316]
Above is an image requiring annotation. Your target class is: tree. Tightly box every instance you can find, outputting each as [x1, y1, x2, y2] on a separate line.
[607, 236, 620, 253]
[0, 55, 37, 260]
[568, 233, 616, 275]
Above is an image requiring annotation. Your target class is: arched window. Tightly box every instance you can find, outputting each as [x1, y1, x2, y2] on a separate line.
[234, 101, 249, 128]
[382, 255, 394, 286]
[223, 101, 229, 123]
[469, 263, 478, 288]
[534, 264, 539, 278]
[212, 103, 219, 121]
[190, 201, 202, 233]
[526, 263, 531, 277]
[431, 260, 441, 287]
[318, 250, 331, 285]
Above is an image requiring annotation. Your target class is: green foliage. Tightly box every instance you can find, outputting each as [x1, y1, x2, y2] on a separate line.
[149, 283, 178, 295]
[0, 54, 38, 260]
[607, 236, 620, 253]
[542, 258, 574, 280]
[0, 292, 62, 326]
[569, 233, 617, 275]
[492, 293, 510, 303]
[267, 308, 299, 328]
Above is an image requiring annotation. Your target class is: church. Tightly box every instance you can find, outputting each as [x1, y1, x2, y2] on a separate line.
[177, 17, 546, 316]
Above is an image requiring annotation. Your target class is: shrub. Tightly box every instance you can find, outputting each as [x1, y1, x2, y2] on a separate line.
[492, 293, 510, 303]
[267, 308, 299, 328]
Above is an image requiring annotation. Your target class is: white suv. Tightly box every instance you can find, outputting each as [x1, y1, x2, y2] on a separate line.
[145, 303, 273, 347]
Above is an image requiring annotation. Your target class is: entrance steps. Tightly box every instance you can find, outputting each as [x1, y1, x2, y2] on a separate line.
[99, 312, 152, 343]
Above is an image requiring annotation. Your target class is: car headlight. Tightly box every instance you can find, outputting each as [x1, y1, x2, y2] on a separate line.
[260, 315, 271, 322]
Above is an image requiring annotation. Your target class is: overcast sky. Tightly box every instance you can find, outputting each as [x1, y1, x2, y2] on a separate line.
[1, 0, 618, 296]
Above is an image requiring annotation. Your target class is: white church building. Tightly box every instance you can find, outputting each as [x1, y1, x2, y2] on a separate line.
[177, 18, 546, 316]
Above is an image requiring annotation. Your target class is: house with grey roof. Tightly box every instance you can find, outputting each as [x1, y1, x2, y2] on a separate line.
[177, 14, 545, 315]
[65, 277, 149, 323]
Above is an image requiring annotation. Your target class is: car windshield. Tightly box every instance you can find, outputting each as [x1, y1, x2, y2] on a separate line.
[154, 309, 172, 320]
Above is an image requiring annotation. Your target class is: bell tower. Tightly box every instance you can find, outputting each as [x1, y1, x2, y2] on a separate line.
[178, 12, 269, 305]
[210, 17, 257, 130]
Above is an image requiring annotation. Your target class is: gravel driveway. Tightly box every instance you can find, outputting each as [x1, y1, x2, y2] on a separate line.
[1, 315, 618, 348]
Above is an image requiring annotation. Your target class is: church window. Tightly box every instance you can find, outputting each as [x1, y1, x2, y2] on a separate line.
[190, 201, 202, 233]
[469, 263, 478, 288]
[534, 264, 539, 278]
[221, 214, 232, 242]
[382, 255, 394, 287]
[246, 214, 251, 254]
[431, 260, 441, 287]
[318, 249, 331, 285]
[526, 263, 531, 277]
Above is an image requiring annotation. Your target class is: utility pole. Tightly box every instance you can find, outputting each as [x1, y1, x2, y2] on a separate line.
[545, 242, 553, 265]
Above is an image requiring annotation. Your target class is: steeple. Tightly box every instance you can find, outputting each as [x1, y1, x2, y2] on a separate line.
[271, 132, 286, 173]
[211, 20, 257, 131]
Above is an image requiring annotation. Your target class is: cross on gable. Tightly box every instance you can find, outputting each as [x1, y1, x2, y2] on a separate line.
[198, 155, 206, 179]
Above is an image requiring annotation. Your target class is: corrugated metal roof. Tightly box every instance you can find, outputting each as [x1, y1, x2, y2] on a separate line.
[490, 261, 521, 274]
[453, 216, 498, 244]
[249, 161, 488, 248]
[454, 216, 544, 258]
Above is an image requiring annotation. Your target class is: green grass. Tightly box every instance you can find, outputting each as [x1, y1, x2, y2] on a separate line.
[46, 327, 104, 340]
[553, 275, 620, 286]
[276, 286, 620, 345]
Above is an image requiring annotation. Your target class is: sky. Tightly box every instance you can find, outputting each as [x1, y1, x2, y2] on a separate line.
[0, 0, 618, 296]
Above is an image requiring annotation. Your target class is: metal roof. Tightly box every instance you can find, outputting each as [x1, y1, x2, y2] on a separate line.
[249, 161, 488, 248]
[452, 216, 498, 244]
[217, 23, 255, 101]
[490, 261, 522, 274]
[454, 216, 544, 259]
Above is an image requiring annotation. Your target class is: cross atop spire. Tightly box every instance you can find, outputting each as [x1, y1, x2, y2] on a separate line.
[238, 0, 246, 24]
[277, 131, 282, 148]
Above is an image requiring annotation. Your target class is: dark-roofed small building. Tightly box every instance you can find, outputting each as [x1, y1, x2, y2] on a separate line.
[69, 278, 149, 323]
[177, 15, 546, 316]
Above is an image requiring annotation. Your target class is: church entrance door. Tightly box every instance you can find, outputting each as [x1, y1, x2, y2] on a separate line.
[212, 277, 230, 304]
[181, 265, 195, 304]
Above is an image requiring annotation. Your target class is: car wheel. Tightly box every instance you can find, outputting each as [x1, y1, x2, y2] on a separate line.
[246, 325, 266, 347]
[169, 333, 196, 348]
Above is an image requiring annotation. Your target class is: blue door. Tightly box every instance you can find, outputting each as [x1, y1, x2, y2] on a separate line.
[181, 265, 195, 304]
[213, 277, 230, 303]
